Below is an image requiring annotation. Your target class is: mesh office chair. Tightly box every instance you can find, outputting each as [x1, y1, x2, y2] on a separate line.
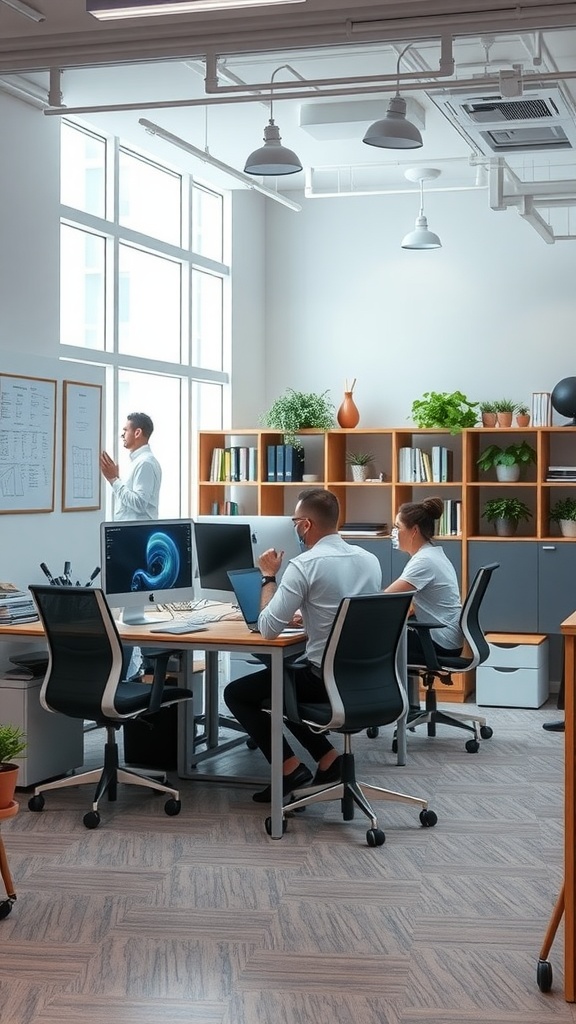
[27, 585, 193, 829]
[275, 592, 437, 847]
[401, 562, 499, 753]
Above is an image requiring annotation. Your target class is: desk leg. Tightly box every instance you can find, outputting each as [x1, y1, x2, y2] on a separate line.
[565, 634, 575, 1001]
[269, 646, 284, 839]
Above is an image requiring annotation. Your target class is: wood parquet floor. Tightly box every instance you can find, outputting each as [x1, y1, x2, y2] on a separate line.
[2, 700, 575, 1024]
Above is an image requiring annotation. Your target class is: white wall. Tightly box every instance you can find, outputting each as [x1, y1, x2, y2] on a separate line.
[263, 188, 576, 427]
[230, 190, 267, 427]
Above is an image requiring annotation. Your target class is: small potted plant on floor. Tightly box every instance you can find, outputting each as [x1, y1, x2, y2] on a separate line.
[479, 401, 497, 428]
[515, 403, 531, 428]
[410, 390, 479, 433]
[482, 497, 532, 536]
[494, 398, 516, 428]
[345, 451, 375, 482]
[549, 497, 576, 537]
[0, 725, 26, 810]
[476, 440, 536, 482]
[261, 389, 335, 449]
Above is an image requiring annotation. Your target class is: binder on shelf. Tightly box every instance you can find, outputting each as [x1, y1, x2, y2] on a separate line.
[275, 444, 285, 482]
[248, 447, 258, 481]
[266, 445, 277, 482]
[284, 444, 305, 482]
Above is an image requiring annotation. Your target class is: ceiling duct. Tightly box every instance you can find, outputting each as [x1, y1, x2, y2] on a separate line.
[430, 83, 576, 155]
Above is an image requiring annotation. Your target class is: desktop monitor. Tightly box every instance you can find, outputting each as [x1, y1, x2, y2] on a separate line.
[100, 518, 195, 624]
[192, 520, 254, 603]
[196, 515, 301, 587]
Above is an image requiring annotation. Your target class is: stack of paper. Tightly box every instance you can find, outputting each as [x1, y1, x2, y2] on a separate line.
[0, 588, 39, 624]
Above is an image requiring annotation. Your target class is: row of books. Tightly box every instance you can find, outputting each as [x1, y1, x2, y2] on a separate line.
[0, 588, 38, 624]
[436, 499, 462, 537]
[531, 392, 552, 427]
[209, 446, 258, 482]
[266, 445, 305, 482]
[398, 446, 453, 483]
[547, 466, 576, 482]
[209, 501, 240, 515]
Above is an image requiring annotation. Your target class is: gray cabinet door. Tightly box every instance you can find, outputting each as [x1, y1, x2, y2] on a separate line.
[468, 541, 538, 633]
[347, 538, 392, 587]
[538, 543, 576, 634]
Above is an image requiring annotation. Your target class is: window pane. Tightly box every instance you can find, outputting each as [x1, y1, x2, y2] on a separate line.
[118, 370, 181, 518]
[192, 270, 223, 371]
[119, 149, 181, 246]
[193, 381, 223, 429]
[192, 185, 223, 262]
[60, 225, 106, 349]
[61, 121, 106, 217]
[118, 245, 181, 361]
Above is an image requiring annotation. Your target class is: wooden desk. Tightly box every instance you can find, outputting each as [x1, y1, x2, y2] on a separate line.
[0, 618, 305, 840]
[561, 610, 576, 1000]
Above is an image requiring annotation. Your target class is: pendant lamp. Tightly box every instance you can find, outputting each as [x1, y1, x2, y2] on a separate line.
[401, 168, 442, 250]
[244, 65, 303, 176]
[363, 43, 423, 150]
[88, 0, 306, 18]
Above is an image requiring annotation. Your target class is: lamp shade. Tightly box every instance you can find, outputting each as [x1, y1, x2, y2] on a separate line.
[401, 214, 442, 250]
[244, 120, 302, 176]
[363, 95, 423, 150]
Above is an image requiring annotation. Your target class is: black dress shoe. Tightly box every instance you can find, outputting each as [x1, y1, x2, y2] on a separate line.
[543, 720, 565, 732]
[252, 763, 313, 803]
[312, 754, 342, 786]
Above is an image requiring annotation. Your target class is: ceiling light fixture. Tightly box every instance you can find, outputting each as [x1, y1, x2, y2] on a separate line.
[401, 168, 442, 250]
[87, 0, 305, 19]
[139, 118, 301, 212]
[363, 43, 423, 150]
[244, 65, 303, 176]
[0, 0, 45, 22]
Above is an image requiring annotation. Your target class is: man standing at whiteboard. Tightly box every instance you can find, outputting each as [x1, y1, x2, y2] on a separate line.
[100, 412, 161, 521]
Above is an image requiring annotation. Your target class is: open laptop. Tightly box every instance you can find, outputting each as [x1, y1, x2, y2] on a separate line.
[227, 567, 304, 636]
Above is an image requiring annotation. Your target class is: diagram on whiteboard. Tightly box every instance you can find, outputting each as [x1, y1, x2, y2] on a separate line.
[0, 374, 56, 513]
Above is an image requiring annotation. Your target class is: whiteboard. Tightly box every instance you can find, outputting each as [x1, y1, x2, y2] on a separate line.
[0, 373, 56, 514]
[62, 380, 102, 512]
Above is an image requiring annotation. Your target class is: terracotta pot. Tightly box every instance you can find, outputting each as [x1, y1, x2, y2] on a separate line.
[560, 519, 576, 538]
[496, 464, 520, 482]
[516, 414, 530, 427]
[482, 412, 497, 427]
[496, 411, 513, 427]
[494, 517, 518, 537]
[0, 764, 19, 810]
[337, 391, 360, 429]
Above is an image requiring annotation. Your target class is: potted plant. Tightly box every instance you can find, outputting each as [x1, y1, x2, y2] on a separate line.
[494, 398, 516, 428]
[261, 389, 335, 449]
[476, 441, 537, 482]
[516, 403, 531, 428]
[345, 450, 375, 482]
[0, 724, 26, 810]
[479, 401, 497, 428]
[482, 497, 532, 536]
[410, 390, 479, 433]
[550, 497, 576, 537]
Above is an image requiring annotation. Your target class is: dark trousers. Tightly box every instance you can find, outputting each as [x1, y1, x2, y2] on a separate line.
[224, 664, 335, 765]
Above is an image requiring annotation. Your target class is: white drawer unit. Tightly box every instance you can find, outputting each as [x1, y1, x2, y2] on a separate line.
[476, 633, 549, 708]
[0, 676, 84, 787]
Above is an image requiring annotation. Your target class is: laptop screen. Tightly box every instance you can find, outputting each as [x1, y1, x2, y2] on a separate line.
[227, 567, 263, 627]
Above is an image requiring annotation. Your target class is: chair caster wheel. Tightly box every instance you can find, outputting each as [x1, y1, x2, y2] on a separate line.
[366, 727, 379, 739]
[245, 738, 258, 750]
[164, 798, 181, 816]
[465, 739, 480, 753]
[537, 958, 553, 992]
[83, 810, 101, 829]
[28, 794, 45, 812]
[265, 816, 287, 836]
[366, 828, 385, 847]
[480, 725, 493, 739]
[419, 808, 438, 827]
[0, 898, 14, 919]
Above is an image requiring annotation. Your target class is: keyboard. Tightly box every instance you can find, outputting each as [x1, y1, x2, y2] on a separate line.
[149, 623, 208, 635]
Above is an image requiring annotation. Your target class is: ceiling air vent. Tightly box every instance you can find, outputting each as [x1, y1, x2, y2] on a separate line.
[430, 84, 576, 155]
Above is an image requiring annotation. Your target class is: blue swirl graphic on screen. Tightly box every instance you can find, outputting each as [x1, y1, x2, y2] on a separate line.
[130, 532, 180, 592]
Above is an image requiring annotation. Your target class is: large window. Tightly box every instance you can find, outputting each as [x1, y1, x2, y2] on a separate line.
[60, 121, 230, 519]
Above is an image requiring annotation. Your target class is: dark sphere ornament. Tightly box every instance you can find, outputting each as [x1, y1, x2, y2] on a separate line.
[551, 377, 576, 425]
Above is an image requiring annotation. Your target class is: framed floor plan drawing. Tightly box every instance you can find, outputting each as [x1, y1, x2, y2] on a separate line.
[0, 373, 57, 514]
[62, 380, 102, 512]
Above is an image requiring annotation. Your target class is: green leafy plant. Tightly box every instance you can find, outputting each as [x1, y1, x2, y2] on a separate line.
[479, 400, 497, 413]
[482, 498, 532, 524]
[477, 441, 536, 472]
[0, 724, 26, 765]
[345, 451, 375, 466]
[410, 390, 479, 433]
[516, 403, 530, 416]
[549, 497, 576, 523]
[494, 398, 516, 412]
[261, 389, 335, 449]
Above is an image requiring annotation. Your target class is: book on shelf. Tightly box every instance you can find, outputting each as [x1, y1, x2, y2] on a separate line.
[275, 444, 285, 481]
[266, 445, 277, 482]
[283, 444, 305, 482]
[531, 391, 552, 427]
[339, 522, 387, 536]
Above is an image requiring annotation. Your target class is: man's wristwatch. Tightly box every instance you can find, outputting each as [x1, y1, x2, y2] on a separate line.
[261, 576, 276, 586]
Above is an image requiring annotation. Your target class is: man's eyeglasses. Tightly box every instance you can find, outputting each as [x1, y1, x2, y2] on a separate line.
[291, 516, 307, 525]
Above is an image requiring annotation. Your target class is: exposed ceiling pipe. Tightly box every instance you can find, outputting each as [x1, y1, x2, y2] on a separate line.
[349, 5, 576, 40]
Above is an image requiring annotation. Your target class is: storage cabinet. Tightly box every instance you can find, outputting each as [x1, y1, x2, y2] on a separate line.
[476, 633, 549, 708]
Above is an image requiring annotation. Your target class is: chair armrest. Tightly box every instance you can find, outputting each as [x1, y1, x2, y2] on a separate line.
[146, 649, 181, 713]
[407, 620, 444, 673]
[283, 655, 310, 724]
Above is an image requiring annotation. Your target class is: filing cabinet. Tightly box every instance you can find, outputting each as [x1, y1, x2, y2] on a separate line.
[476, 633, 549, 708]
